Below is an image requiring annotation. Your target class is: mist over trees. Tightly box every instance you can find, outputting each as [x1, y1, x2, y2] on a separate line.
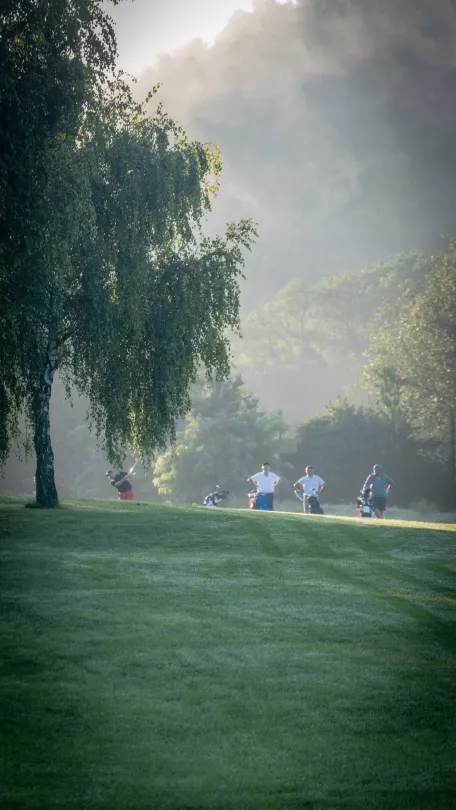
[233, 252, 432, 422]
[132, 0, 456, 308]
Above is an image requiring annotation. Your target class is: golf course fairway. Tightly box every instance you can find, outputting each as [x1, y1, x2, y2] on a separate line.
[1, 496, 455, 809]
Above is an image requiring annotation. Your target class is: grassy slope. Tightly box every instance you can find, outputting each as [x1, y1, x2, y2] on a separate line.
[1, 496, 456, 810]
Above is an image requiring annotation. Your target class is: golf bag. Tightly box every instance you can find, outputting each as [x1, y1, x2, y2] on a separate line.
[203, 488, 229, 508]
[248, 491, 270, 511]
[294, 488, 324, 515]
[356, 489, 373, 518]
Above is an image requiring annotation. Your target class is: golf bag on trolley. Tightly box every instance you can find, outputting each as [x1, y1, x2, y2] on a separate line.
[203, 488, 230, 508]
[356, 488, 374, 518]
[294, 488, 324, 515]
[248, 492, 270, 511]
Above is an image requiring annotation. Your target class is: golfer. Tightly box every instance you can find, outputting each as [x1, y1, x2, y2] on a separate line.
[106, 469, 134, 501]
[294, 466, 326, 513]
[362, 464, 395, 518]
[247, 462, 282, 511]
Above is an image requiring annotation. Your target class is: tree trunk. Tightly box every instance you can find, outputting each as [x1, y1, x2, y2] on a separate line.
[33, 348, 59, 508]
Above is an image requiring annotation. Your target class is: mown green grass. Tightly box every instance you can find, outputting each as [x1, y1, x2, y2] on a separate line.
[1, 496, 456, 809]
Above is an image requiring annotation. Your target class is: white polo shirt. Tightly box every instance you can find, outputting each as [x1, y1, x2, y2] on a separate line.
[250, 471, 280, 494]
[297, 474, 325, 495]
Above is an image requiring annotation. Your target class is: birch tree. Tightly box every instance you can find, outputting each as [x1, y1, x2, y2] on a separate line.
[0, 0, 256, 506]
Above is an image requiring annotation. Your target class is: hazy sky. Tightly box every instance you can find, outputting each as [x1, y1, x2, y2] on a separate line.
[105, 0, 456, 313]
[106, 0, 255, 75]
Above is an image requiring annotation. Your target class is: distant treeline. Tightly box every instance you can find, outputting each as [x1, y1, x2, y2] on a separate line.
[146, 245, 456, 509]
[3, 247, 455, 509]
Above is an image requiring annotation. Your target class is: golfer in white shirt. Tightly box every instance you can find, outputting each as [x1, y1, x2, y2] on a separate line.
[294, 465, 326, 513]
[248, 462, 282, 511]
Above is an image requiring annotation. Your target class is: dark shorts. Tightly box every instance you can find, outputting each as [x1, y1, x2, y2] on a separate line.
[372, 496, 387, 512]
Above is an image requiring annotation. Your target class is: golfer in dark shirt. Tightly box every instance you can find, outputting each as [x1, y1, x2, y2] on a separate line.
[363, 464, 394, 518]
[106, 469, 134, 501]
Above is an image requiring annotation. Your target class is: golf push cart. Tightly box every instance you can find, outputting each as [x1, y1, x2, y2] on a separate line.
[356, 488, 374, 518]
[203, 487, 230, 508]
[294, 488, 324, 515]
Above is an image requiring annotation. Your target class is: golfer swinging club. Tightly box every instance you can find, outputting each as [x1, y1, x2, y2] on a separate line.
[106, 464, 136, 501]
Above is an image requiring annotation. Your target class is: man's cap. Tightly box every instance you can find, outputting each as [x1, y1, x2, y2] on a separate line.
[106, 469, 114, 477]
[373, 464, 381, 470]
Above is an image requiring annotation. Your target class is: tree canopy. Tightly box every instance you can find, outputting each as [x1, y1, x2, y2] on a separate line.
[365, 247, 456, 498]
[0, 0, 256, 506]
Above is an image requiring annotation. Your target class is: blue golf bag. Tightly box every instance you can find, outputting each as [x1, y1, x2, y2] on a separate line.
[249, 491, 270, 511]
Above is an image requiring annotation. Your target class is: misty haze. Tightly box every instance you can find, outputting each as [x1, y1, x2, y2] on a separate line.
[129, 0, 456, 305]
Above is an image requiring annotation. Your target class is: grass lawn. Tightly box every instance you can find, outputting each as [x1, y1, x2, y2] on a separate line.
[1, 495, 456, 810]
